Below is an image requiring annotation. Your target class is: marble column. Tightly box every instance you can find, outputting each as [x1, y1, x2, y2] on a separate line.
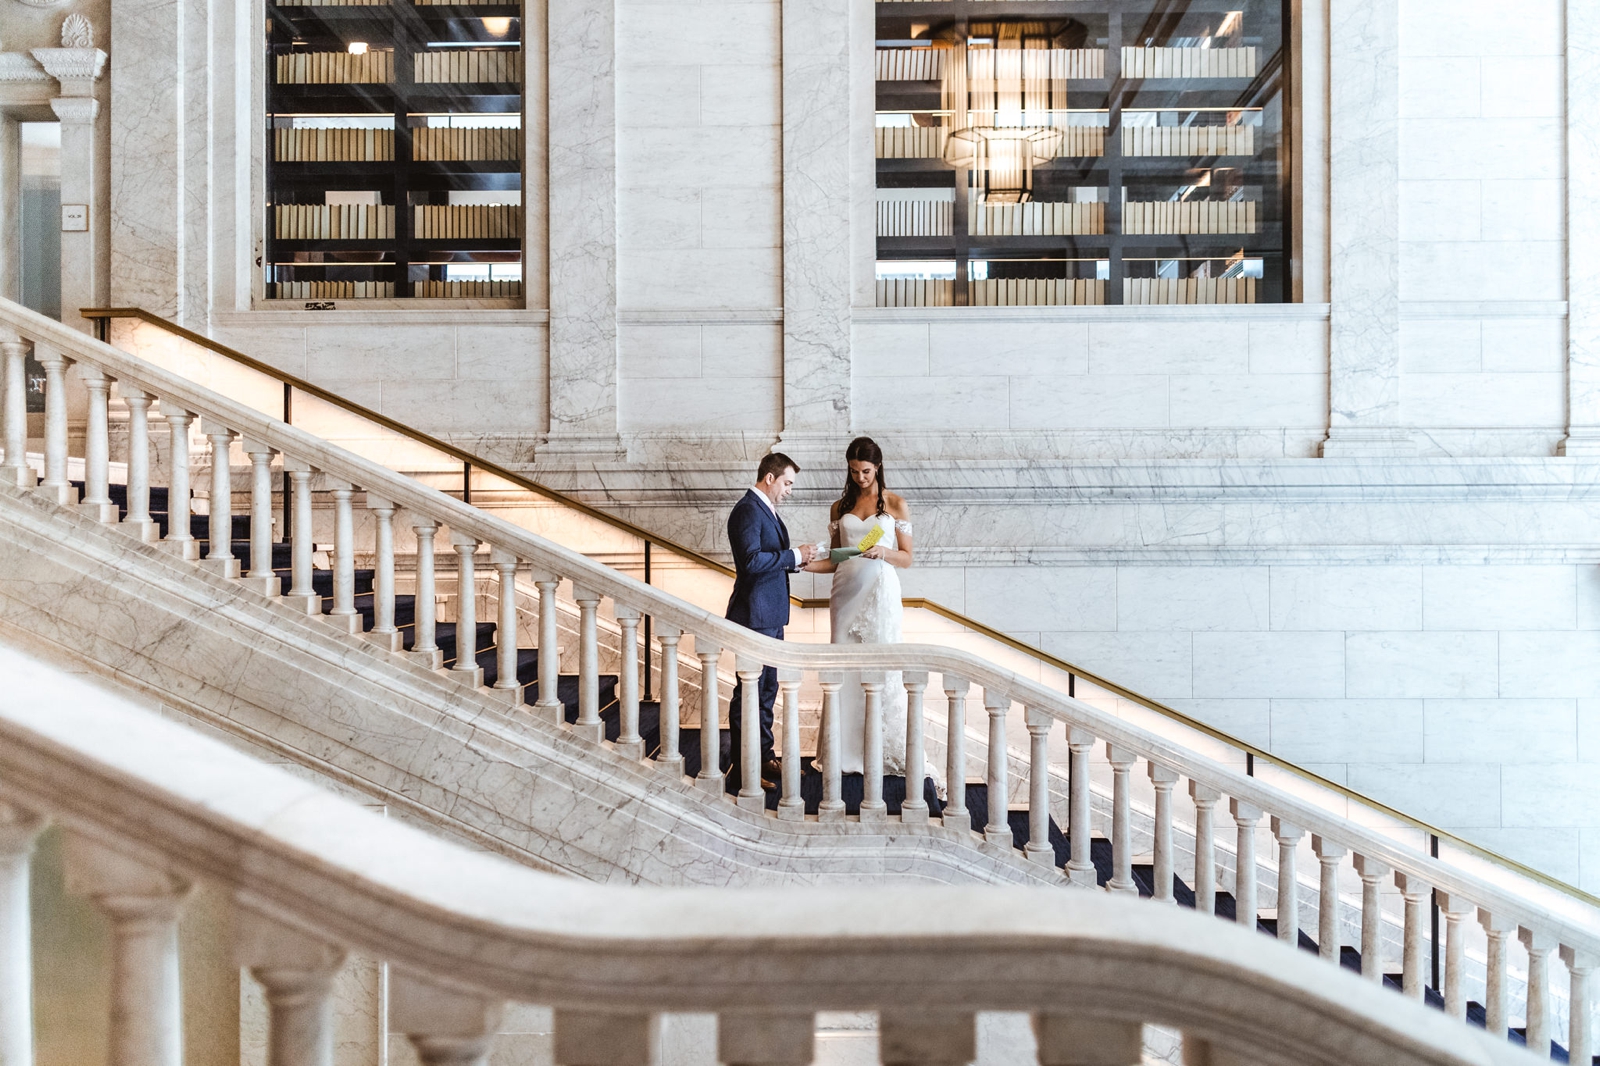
[1561, 1, 1600, 454]
[0, 804, 46, 1066]
[234, 906, 347, 1066]
[1320, 0, 1412, 457]
[33, 47, 108, 334]
[391, 970, 503, 1066]
[110, 0, 184, 317]
[542, 0, 623, 460]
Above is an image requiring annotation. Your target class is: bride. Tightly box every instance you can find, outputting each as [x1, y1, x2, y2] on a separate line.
[805, 437, 940, 793]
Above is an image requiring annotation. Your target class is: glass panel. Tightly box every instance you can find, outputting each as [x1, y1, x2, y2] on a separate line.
[874, 1, 1290, 306]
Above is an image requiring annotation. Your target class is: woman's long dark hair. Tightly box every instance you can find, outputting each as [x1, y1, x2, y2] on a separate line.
[834, 436, 887, 519]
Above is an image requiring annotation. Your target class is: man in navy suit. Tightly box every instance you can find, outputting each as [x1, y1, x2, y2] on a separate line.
[725, 452, 815, 788]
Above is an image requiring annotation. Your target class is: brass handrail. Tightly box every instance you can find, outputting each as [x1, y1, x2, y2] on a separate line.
[85, 306, 1600, 910]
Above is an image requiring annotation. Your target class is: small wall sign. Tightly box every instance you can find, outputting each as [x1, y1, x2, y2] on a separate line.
[61, 204, 88, 232]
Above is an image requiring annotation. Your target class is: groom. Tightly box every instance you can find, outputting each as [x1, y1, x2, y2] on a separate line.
[725, 452, 815, 788]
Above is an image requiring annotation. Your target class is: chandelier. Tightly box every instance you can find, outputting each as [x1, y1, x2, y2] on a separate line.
[939, 38, 1063, 203]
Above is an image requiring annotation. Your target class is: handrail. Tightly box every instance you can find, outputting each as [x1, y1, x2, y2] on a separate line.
[76, 306, 1600, 916]
[0, 641, 1544, 1066]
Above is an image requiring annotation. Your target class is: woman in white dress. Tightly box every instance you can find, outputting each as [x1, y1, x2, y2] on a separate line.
[805, 437, 940, 794]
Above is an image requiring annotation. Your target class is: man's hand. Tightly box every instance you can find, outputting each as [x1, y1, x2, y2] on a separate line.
[797, 543, 817, 565]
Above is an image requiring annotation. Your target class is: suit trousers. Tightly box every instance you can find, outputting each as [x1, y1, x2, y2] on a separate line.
[726, 625, 781, 779]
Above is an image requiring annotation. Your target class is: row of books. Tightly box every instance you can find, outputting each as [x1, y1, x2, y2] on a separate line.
[274, 204, 396, 240]
[969, 200, 1105, 236]
[279, 0, 388, 5]
[1123, 276, 1258, 305]
[1122, 124, 1255, 157]
[413, 204, 522, 239]
[276, 51, 395, 85]
[875, 279, 954, 307]
[966, 48, 1106, 81]
[275, 128, 396, 162]
[414, 280, 523, 298]
[874, 48, 944, 80]
[275, 281, 396, 299]
[412, 126, 521, 160]
[1120, 46, 1258, 79]
[414, 50, 521, 84]
[874, 126, 949, 159]
[970, 278, 1106, 306]
[876, 200, 954, 237]
[1123, 200, 1258, 235]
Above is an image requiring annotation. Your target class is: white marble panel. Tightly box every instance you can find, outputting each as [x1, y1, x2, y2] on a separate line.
[620, 376, 781, 431]
[1481, 317, 1565, 373]
[1454, 828, 1581, 885]
[1040, 631, 1194, 699]
[1567, 0, 1600, 451]
[1269, 699, 1423, 763]
[1399, 240, 1565, 302]
[1245, 319, 1328, 376]
[1422, 565, 1576, 630]
[1500, 763, 1600, 827]
[1398, 181, 1481, 243]
[1481, 179, 1564, 242]
[701, 187, 782, 249]
[1085, 322, 1249, 375]
[701, 323, 782, 378]
[852, 324, 930, 378]
[621, 324, 703, 378]
[621, 249, 782, 309]
[700, 64, 782, 126]
[383, 380, 545, 436]
[1499, 632, 1600, 697]
[303, 326, 457, 381]
[617, 65, 701, 128]
[110, 0, 182, 316]
[1479, 55, 1564, 118]
[855, 377, 1009, 430]
[1398, 57, 1481, 118]
[211, 327, 310, 378]
[1345, 632, 1499, 698]
[1117, 567, 1269, 632]
[1345, 761, 1502, 827]
[1401, 119, 1564, 182]
[1586, 831, 1600, 894]
[929, 322, 1089, 377]
[619, 128, 782, 190]
[1398, 0, 1562, 57]
[619, 187, 702, 250]
[457, 326, 546, 383]
[1161, 699, 1272, 748]
[1167, 375, 1327, 428]
[1398, 319, 1481, 374]
[1268, 566, 1422, 631]
[1423, 699, 1577, 763]
[1191, 632, 1346, 699]
[619, 2, 780, 67]
[896, 565, 966, 608]
[1401, 372, 1566, 428]
[1583, 700, 1600, 763]
[961, 567, 1117, 633]
[1007, 376, 1169, 430]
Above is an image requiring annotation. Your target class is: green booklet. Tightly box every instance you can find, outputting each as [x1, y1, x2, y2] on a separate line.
[829, 547, 862, 564]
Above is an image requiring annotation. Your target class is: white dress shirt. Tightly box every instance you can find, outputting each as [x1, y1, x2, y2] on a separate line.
[748, 487, 803, 570]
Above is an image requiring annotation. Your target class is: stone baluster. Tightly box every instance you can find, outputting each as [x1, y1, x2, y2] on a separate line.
[122, 387, 157, 541]
[1563, 946, 1594, 1066]
[1311, 836, 1347, 963]
[881, 1010, 975, 1066]
[79, 364, 117, 522]
[235, 907, 346, 1066]
[392, 970, 504, 1066]
[941, 677, 970, 830]
[243, 441, 279, 596]
[411, 519, 442, 668]
[571, 584, 601, 740]
[1479, 910, 1516, 1038]
[1034, 1015, 1142, 1066]
[1272, 818, 1303, 945]
[0, 338, 34, 488]
[1520, 927, 1556, 1057]
[696, 641, 724, 793]
[1190, 782, 1220, 916]
[776, 669, 804, 819]
[531, 570, 563, 721]
[367, 496, 400, 650]
[282, 460, 318, 613]
[452, 533, 484, 685]
[862, 672, 888, 822]
[735, 656, 765, 810]
[34, 345, 72, 505]
[614, 605, 644, 759]
[1436, 892, 1475, 1019]
[901, 672, 929, 824]
[323, 481, 358, 632]
[0, 804, 46, 1066]
[1066, 727, 1096, 887]
[1023, 709, 1053, 866]
[655, 625, 684, 774]
[718, 1011, 814, 1066]
[161, 402, 198, 560]
[1148, 763, 1179, 902]
[64, 834, 191, 1066]
[982, 689, 1010, 845]
[1353, 855, 1390, 982]
[817, 672, 844, 820]
[1230, 800, 1261, 929]
[1107, 745, 1137, 894]
[202, 421, 240, 578]
[1394, 872, 1431, 999]
[491, 550, 522, 698]
[554, 1009, 658, 1066]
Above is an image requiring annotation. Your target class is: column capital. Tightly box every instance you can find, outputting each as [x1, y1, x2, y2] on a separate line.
[1147, 761, 1180, 786]
[63, 833, 190, 913]
[0, 802, 47, 855]
[48, 94, 100, 124]
[1270, 816, 1303, 842]
[1229, 798, 1263, 823]
[1352, 853, 1391, 881]
[1393, 870, 1431, 899]
[234, 904, 346, 973]
[391, 970, 503, 1058]
[1311, 834, 1347, 859]
[33, 47, 107, 98]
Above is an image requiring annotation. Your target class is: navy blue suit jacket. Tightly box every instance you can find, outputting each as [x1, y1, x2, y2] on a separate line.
[725, 490, 794, 631]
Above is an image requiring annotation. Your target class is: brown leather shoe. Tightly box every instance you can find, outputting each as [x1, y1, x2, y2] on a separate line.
[760, 758, 782, 789]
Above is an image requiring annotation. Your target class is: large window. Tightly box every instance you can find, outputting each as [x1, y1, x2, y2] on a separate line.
[265, 2, 523, 303]
[874, 2, 1288, 307]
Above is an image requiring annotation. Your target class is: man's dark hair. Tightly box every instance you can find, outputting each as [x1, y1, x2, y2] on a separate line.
[756, 452, 799, 483]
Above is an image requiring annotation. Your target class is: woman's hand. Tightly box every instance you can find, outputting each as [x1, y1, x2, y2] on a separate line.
[861, 545, 887, 560]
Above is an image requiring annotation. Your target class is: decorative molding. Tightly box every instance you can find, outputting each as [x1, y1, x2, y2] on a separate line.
[30, 47, 107, 85]
[618, 308, 784, 325]
[854, 303, 1332, 324]
[1401, 301, 1569, 320]
[0, 53, 49, 82]
[48, 95, 97, 123]
[10, 0, 70, 8]
[59, 14, 92, 48]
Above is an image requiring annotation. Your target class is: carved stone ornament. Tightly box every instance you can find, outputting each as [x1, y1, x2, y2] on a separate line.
[0, 52, 50, 82]
[12, 0, 71, 8]
[31, 46, 107, 83]
[61, 14, 92, 48]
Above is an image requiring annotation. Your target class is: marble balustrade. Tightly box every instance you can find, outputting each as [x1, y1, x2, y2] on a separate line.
[0, 297, 1595, 1061]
